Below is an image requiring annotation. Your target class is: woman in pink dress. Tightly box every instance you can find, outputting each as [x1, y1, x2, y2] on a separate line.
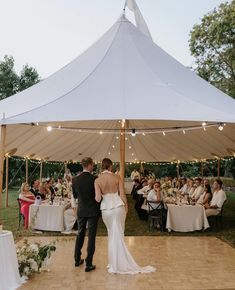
[19, 183, 35, 229]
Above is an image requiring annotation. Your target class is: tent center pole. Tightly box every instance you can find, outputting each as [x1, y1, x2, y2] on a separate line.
[120, 120, 126, 187]
[26, 158, 29, 183]
[39, 161, 43, 182]
[5, 156, 9, 208]
[0, 125, 6, 209]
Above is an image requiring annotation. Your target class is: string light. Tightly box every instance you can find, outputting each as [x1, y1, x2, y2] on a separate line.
[218, 123, 224, 131]
[28, 122, 226, 135]
[131, 129, 136, 137]
[9, 155, 235, 166]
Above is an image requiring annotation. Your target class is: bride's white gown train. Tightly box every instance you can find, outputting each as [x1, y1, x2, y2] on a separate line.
[101, 192, 156, 274]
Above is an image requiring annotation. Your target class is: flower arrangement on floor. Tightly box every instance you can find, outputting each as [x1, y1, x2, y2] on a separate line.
[17, 239, 56, 277]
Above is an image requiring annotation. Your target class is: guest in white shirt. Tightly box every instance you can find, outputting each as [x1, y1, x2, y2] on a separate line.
[131, 169, 141, 181]
[179, 178, 188, 195]
[191, 178, 204, 201]
[147, 182, 164, 209]
[205, 179, 227, 216]
[137, 178, 155, 197]
[147, 182, 166, 228]
[187, 179, 195, 197]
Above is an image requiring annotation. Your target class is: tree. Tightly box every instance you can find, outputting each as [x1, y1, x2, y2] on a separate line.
[0, 56, 19, 99]
[0, 55, 40, 100]
[189, 0, 235, 98]
[18, 64, 40, 92]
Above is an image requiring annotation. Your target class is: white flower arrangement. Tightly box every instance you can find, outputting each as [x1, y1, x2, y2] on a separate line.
[17, 239, 56, 277]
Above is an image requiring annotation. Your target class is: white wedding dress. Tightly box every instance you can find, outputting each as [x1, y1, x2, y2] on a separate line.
[101, 192, 156, 274]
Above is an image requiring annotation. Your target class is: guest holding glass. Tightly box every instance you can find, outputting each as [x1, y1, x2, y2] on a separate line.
[19, 183, 35, 229]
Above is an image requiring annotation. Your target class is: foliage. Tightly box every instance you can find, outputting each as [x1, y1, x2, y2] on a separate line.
[189, 0, 235, 97]
[0, 55, 40, 100]
[17, 239, 56, 277]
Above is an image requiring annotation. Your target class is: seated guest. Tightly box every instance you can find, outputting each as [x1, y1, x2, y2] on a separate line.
[137, 178, 155, 197]
[135, 179, 155, 220]
[197, 184, 212, 206]
[179, 178, 188, 195]
[205, 179, 227, 216]
[30, 180, 40, 197]
[131, 178, 142, 200]
[38, 181, 47, 200]
[203, 178, 210, 186]
[55, 176, 63, 192]
[147, 182, 166, 228]
[191, 178, 204, 201]
[19, 183, 35, 229]
[45, 179, 55, 202]
[147, 182, 164, 208]
[187, 179, 195, 197]
[175, 178, 182, 190]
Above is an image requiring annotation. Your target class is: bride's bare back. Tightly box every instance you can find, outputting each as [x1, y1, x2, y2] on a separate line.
[96, 172, 119, 194]
[95, 172, 127, 207]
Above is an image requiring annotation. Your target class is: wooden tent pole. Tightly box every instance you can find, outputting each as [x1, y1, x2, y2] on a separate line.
[5, 156, 9, 208]
[176, 162, 180, 178]
[201, 161, 204, 178]
[0, 125, 6, 209]
[26, 158, 29, 183]
[65, 162, 67, 175]
[120, 120, 126, 185]
[39, 160, 43, 182]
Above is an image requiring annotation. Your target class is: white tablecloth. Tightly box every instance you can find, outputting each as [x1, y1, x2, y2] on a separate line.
[29, 203, 68, 231]
[166, 204, 209, 232]
[0, 231, 25, 290]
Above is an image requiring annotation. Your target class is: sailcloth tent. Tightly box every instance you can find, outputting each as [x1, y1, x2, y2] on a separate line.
[0, 8, 235, 164]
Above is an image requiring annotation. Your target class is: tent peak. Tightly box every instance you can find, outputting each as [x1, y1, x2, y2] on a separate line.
[118, 13, 130, 23]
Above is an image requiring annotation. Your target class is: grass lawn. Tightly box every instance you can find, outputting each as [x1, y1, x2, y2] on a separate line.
[1, 188, 235, 247]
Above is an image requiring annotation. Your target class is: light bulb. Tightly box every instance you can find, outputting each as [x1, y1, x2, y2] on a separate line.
[218, 124, 224, 131]
[47, 126, 53, 132]
[131, 129, 136, 137]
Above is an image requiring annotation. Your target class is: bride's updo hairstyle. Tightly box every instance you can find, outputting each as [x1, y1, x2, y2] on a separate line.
[101, 158, 113, 170]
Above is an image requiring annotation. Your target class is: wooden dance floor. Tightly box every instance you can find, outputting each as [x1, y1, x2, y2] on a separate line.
[19, 236, 235, 290]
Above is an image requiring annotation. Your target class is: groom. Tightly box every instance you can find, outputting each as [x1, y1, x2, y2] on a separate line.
[72, 157, 100, 272]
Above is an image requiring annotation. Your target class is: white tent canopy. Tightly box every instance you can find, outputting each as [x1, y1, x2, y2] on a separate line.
[0, 13, 235, 162]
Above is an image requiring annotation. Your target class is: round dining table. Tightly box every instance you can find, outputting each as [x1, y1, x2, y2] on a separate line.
[0, 230, 25, 290]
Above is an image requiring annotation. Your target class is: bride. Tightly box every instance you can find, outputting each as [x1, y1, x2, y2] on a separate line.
[95, 158, 156, 274]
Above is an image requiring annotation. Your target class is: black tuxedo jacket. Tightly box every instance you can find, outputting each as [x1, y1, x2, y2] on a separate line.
[72, 172, 100, 217]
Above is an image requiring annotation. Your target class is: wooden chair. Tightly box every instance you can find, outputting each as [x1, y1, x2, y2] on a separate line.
[208, 200, 227, 230]
[17, 198, 25, 229]
[146, 200, 164, 232]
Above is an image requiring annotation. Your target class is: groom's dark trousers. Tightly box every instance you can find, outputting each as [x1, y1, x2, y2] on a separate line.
[72, 172, 100, 266]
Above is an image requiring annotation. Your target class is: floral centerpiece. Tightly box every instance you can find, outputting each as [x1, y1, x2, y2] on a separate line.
[17, 239, 56, 277]
[161, 182, 171, 195]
